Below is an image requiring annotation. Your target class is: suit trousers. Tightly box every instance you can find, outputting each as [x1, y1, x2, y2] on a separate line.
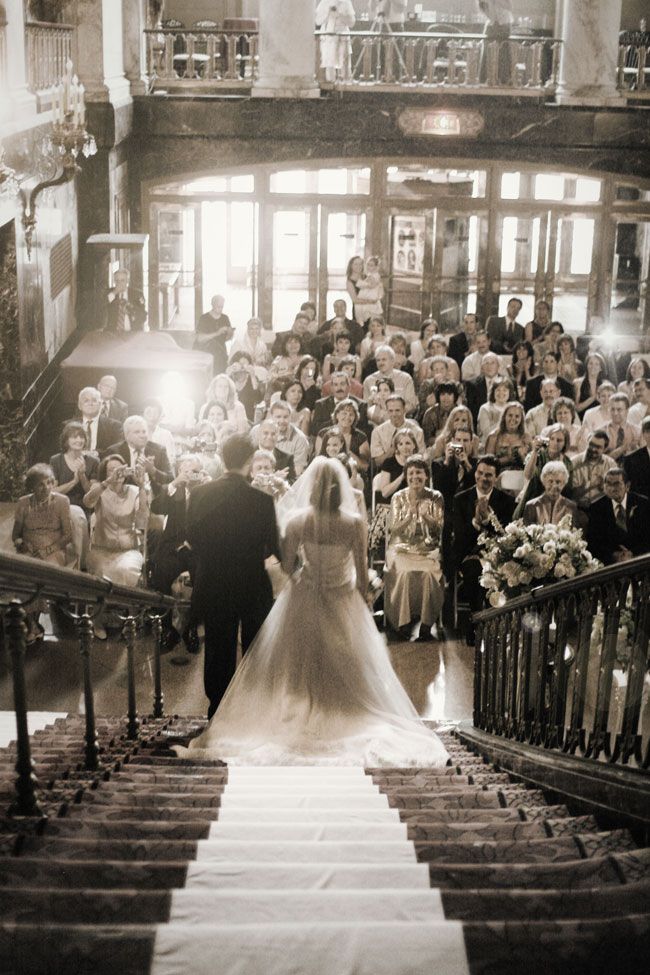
[203, 589, 274, 718]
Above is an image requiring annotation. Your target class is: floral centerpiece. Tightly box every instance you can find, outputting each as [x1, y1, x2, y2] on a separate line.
[478, 514, 600, 608]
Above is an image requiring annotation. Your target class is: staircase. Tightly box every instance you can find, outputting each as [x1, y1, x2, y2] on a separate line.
[1, 716, 649, 975]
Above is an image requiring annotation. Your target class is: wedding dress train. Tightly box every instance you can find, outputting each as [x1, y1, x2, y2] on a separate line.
[178, 459, 448, 767]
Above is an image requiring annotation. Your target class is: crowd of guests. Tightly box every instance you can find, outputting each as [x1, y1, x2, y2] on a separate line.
[12, 283, 650, 647]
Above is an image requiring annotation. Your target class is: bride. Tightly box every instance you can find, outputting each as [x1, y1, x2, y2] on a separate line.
[178, 457, 448, 766]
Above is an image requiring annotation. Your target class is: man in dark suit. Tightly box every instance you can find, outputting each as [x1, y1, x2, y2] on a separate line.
[523, 351, 575, 411]
[587, 467, 650, 565]
[316, 299, 364, 353]
[187, 434, 281, 717]
[465, 352, 501, 425]
[485, 297, 524, 354]
[448, 312, 478, 369]
[453, 454, 516, 643]
[623, 417, 650, 498]
[97, 375, 128, 424]
[74, 386, 123, 454]
[271, 312, 314, 358]
[105, 269, 147, 332]
[310, 371, 369, 437]
[431, 429, 476, 578]
[103, 414, 173, 495]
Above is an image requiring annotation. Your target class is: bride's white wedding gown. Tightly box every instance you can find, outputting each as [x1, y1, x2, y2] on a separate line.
[179, 507, 448, 767]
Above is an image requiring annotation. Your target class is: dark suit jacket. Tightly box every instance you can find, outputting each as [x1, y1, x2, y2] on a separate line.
[105, 287, 147, 331]
[310, 394, 369, 437]
[465, 376, 490, 425]
[101, 398, 128, 424]
[623, 447, 650, 499]
[447, 331, 471, 368]
[102, 439, 173, 489]
[316, 317, 365, 353]
[151, 484, 191, 548]
[586, 492, 650, 565]
[523, 373, 575, 412]
[486, 316, 524, 354]
[271, 329, 312, 358]
[452, 486, 517, 569]
[187, 472, 280, 612]
[73, 414, 123, 454]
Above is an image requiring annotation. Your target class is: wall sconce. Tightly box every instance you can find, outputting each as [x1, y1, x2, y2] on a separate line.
[0, 148, 18, 196]
[21, 59, 97, 260]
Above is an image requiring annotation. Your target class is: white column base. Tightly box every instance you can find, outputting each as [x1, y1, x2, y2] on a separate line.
[555, 87, 626, 107]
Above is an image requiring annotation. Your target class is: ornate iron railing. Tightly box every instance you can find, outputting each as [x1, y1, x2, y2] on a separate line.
[317, 31, 561, 93]
[618, 43, 650, 96]
[0, 551, 175, 816]
[144, 27, 259, 90]
[25, 20, 74, 93]
[473, 553, 650, 771]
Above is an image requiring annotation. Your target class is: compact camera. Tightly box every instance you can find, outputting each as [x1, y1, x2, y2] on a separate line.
[449, 442, 464, 454]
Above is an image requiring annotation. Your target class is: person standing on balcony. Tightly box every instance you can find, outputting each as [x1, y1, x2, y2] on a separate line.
[316, 1, 356, 83]
[369, 0, 407, 31]
[478, 0, 513, 85]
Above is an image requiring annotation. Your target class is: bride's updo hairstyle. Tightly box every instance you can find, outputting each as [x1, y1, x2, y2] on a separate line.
[309, 457, 343, 514]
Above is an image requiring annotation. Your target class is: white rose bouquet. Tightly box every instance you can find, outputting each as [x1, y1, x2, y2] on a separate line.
[478, 513, 600, 607]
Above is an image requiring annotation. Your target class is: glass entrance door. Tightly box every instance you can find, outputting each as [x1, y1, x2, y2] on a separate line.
[610, 218, 650, 333]
[433, 210, 487, 332]
[201, 200, 258, 327]
[319, 208, 367, 322]
[387, 210, 432, 330]
[150, 202, 200, 329]
[269, 207, 317, 329]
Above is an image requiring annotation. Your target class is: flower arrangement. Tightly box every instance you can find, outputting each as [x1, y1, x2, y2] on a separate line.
[478, 513, 600, 608]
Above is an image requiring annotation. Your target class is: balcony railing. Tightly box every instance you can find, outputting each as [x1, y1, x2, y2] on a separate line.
[144, 27, 259, 91]
[25, 20, 74, 93]
[318, 31, 561, 94]
[472, 553, 650, 771]
[618, 43, 650, 97]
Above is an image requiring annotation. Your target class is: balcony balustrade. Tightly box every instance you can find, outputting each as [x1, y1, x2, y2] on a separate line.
[25, 20, 73, 94]
[618, 43, 650, 97]
[144, 27, 259, 91]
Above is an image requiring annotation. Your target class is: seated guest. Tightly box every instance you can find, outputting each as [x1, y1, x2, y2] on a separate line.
[254, 419, 295, 482]
[522, 460, 580, 526]
[49, 421, 99, 569]
[321, 354, 364, 398]
[477, 376, 514, 448]
[322, 330, 361, 382]
[511, 341, 537, 402]
[200, 374, 248, 433]
[524, 378, 561, 438]
[603, 393, 641, 461]
[388, 332, 416, 378]
[150, 453, 209, 653]
[358, 315, 387, 368]
[461, 331, 492, 382]
[465, 351, 503, 423]
[142, 398, 176, 467]
[618, 356, 650, 401]
[518, 424, 573, 514]
[265, 399, 310, 477]
[326, 397, 369, 473]
[84, 455, 149, 592]
[557, 334, 584, 384]
[577, 380, 615, 448]
[362, 345, 417, 414]
[271, 311, 313, 358]
[431, 405, 479, 462]
[532, 320, 564, 365]
[300, 300, 317, 332]
[417, 334, 459, 384]
[317, 299, 363, 353]
[524, 298, 552, 344]
[572, 430, 616, 510]
[448, 313, 478, 369]
[230, 316, 272, 370]
[574, 352, 608, 418]
[318, 428, 346, 459]
[453, 455, 516, 644]
[370, 394, 424, 466]
[201, 401, 238, 450]
[311, 371, 368, 437]
[103, 414, 173, 496]
[272, 378, 311, 435]
[431, 428, 476, 577]
[194, 294, 234, 375]
[587, 467, 650, 564]
[12, 464, 72, 643]
[384, 455, 445, 638]
[250, 448, 291, 502]
[421, 380, 462, 445]
[366, 375, 395, 427]
[524, 351, 574, 411]
[74, 386, 122, 454]
[374, 428, 420, 504]
[226, 351, 265, 422]
[96, 375, 128, 423]
[418, 354, 452, 393]
[543, 396, 582, 455]
[484, 401, 530, 474]
[623, 415, 650, 498]
[269, 332, 306, 388]
[486, 296, 524, 354]
[409, 319, 440, 369]
[629, 377, 650, 427]
[295, 355, 322, 412]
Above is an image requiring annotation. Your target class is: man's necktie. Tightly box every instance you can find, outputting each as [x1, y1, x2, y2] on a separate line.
[616, 427, 624, 448]
[116, 297, 127, 330]
[101, 401, 109, 418]
[85, 420, 93, 448]
[615, 503, 627, 532]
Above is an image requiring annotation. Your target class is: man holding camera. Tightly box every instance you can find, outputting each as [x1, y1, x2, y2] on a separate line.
[431, 429, 476, 578]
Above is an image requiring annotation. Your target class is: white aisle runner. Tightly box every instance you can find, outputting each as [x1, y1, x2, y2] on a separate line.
[151, 767, 470, 975]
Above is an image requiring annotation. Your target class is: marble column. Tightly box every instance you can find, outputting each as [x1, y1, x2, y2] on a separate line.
[252, 0, 319, 98]
[557, 0, 624, 104]
[0, 0, 38, 128]
[122, 0, 149, 97]
[69, 0, 131, 105]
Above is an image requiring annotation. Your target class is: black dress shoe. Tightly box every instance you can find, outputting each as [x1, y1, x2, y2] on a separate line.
[160, 627, 181, 654]
[183, 626, 200, 654]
